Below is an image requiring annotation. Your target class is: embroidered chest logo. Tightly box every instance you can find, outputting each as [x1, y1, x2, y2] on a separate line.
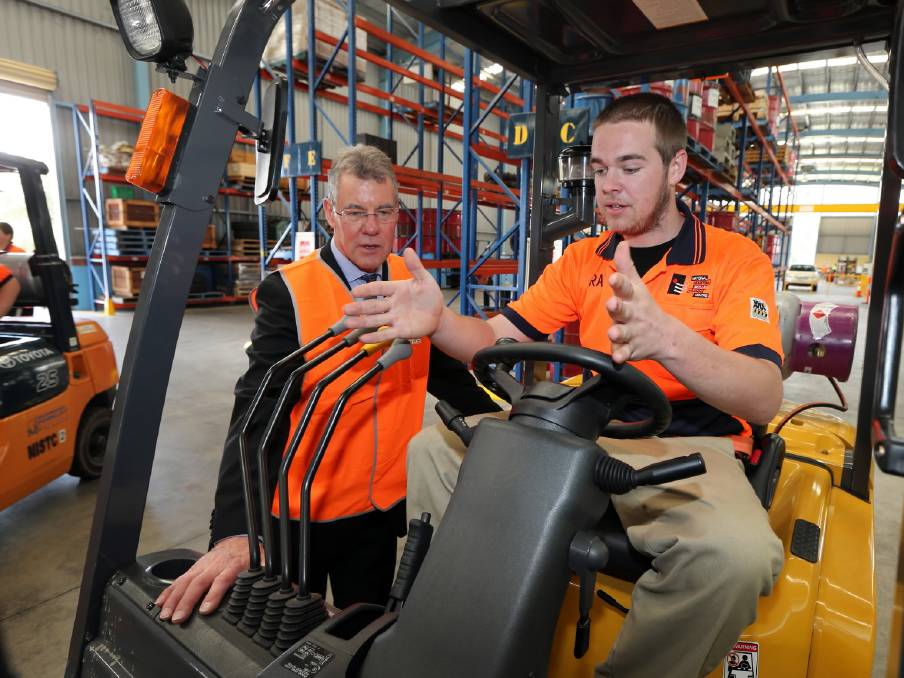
[690, 274, 711, 299]
[750, 297, 770, 322]
[667, 273, 686, 295]
[589, 273, 606, 287]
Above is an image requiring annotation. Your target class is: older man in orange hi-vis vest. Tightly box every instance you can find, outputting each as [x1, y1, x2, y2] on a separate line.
[155, 144, 500, 624]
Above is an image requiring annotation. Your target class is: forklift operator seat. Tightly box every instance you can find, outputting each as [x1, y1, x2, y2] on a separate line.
[0, 252, 48, 307]
[596, 292, 799, 583]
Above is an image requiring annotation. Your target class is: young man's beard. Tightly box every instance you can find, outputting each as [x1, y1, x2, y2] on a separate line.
[618, 174, 673, 237]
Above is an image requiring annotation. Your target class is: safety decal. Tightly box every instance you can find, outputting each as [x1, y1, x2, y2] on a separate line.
[723, 640, 758, 678]
[808, 303, 838, 341]
[77, 323, 97, 334]
[749, 297, 769, 323]
[27, 406, 67, 436]
[282, 640, 334, 675]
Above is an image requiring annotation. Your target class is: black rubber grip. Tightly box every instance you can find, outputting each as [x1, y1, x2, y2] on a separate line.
[634, 453, 706, 486]
[388, 516, 434, 604]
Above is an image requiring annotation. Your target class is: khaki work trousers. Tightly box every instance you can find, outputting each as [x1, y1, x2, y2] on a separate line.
[406, 415, 784, 678]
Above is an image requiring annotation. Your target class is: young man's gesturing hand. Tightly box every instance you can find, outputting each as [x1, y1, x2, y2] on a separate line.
[606, 241, 680, 364]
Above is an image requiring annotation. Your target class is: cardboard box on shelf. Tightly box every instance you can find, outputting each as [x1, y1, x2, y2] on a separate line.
[686, 117, 700, 140]
[709, 211, 738, 231]
[111, 266, 145, 297]
[689, 93, 703, 118]
[698, 122, 715, 152]
[105, 199, 159, 228]
[718, 94, 768, 122]
[201, 225, 217, 250]
[262, 0, 367, 81]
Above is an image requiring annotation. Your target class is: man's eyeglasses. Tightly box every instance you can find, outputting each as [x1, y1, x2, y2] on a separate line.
[334, 206, 400, 226]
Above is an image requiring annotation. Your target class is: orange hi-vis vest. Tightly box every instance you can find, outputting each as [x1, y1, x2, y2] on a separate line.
[274, 249, 430, 522]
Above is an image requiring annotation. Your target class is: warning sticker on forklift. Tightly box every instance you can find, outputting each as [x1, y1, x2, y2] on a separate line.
[723, 641, 758, 678]
[282, 640, 334, 676]
[808, 303, 838, 340]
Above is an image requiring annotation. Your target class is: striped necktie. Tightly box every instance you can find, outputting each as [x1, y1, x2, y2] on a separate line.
[358, 272, 380, 285]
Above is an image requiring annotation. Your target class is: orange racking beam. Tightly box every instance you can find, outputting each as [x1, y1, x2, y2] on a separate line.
[420, 258, 519, 275]
[686, 156, 787, 232]
[355, 17, 524, 108]
[79, 101, 143, 124]
[774, 70, 800, 140]
[287, 54, 508, 144]
[315, 30, 511, 123]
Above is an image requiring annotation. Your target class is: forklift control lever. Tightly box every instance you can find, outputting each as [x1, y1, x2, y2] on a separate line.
[386, 513, 434, 612]
[568, 531, 610, 658]
[435, 400, 474, 446]
[594, 453, 706, 494]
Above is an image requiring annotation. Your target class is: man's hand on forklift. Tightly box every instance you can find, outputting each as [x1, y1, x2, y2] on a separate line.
[155, 536, 251, 624]
[343, 248, 444, 343]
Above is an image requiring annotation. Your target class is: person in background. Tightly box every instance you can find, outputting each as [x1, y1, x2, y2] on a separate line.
[0, 223, 25, 253]
[0, 264, 21, 316]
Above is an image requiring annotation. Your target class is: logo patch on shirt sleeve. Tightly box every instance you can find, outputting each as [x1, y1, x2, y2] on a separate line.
[667, 273, 687, 295]
[750, 297, 770, 322]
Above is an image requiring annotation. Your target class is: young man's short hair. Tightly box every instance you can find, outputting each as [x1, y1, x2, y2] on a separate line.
[592, 93, 687, 166]
[0, 223, 12, 237]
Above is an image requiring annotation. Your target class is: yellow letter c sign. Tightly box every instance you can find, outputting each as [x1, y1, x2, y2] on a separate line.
[560, 121, 576, 144]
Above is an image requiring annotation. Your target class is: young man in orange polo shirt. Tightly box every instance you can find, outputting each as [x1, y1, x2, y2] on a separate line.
[344, 93, 785, 678]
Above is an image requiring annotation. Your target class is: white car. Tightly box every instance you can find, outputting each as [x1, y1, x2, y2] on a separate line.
[784, 264, 820, 292]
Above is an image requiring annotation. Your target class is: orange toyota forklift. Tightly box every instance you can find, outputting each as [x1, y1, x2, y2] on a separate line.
[0, 153, 118, 511]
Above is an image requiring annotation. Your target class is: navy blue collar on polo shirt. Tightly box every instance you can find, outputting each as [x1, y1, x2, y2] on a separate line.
[322, 237, 388, 289]
[595, 200, 706, 266]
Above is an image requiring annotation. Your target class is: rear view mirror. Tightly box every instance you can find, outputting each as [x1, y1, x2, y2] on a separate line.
[255, 77, 288, 206]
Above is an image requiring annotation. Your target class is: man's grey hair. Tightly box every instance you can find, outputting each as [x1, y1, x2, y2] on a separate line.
[326, 144, 398, 204]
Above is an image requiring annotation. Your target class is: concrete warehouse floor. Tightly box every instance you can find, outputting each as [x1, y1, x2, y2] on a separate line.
[0, 282, 899, 677]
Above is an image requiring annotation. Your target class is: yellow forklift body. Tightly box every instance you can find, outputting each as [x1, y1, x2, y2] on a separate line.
[548, 407, 875, 677]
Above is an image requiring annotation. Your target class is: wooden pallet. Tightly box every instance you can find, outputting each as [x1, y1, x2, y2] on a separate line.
[231, 238, 277, 256]
[718, 96, 768, 122]
[744, 148, 793, 164]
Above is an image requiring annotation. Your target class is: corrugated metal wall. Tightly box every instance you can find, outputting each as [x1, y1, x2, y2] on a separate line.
[0, 0, 506, 259]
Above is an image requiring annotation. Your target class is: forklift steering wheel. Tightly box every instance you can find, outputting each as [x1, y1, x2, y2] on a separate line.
[473, 341, 671, 439]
